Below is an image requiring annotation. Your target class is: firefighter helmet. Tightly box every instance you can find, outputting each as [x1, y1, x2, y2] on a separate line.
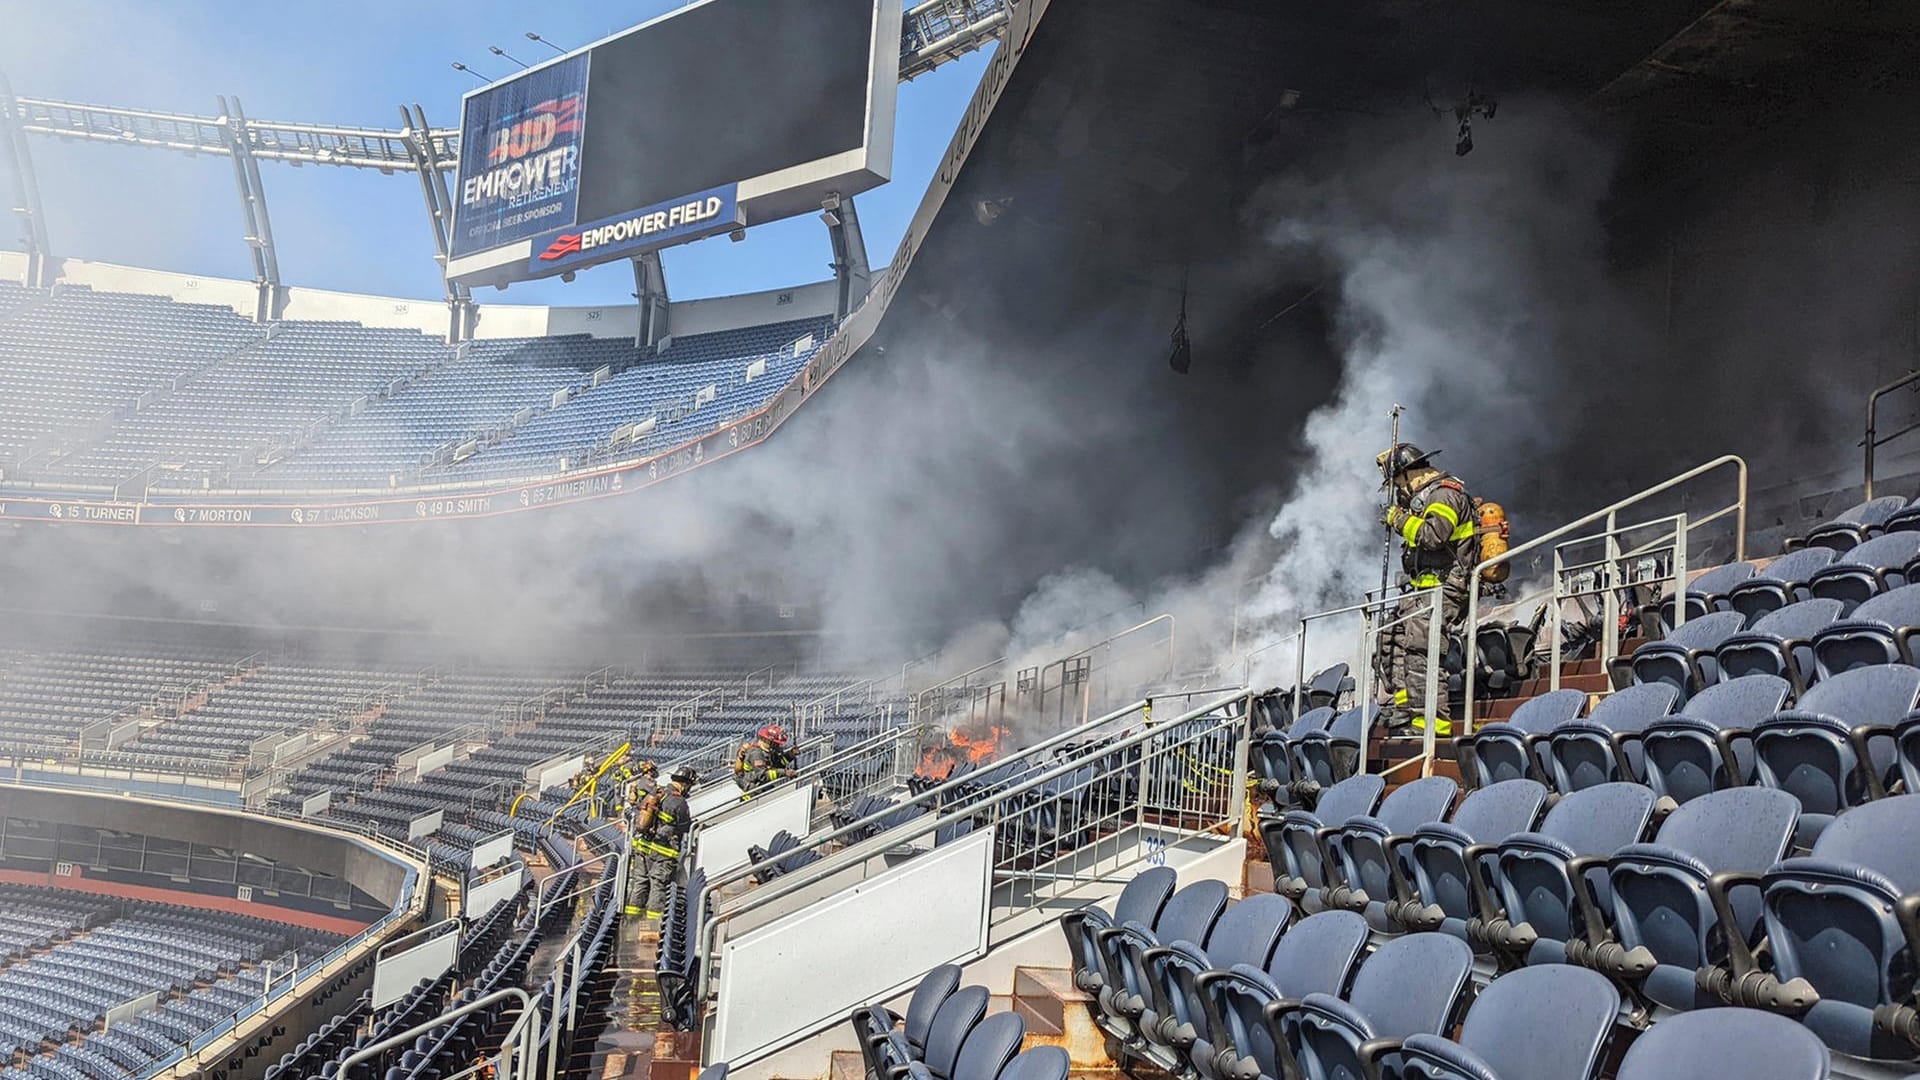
[670, 766, 698, 788]
[758, 724, 789, 747]
[1377, 443, 1440, 486]
[638, 760, 658, 776]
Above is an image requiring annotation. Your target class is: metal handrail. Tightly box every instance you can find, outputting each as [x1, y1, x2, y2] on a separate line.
[1865, 370, 1920, 500]
[698, 687, 1251, 995]
[695, 695, 1157, 901]
[1462, 454, 1747, 726]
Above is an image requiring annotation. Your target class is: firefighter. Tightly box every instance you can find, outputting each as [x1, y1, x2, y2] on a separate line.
[1375, 443, 1479, 736]
[626, 766, 696, 919]
[735, 724, 793, 793]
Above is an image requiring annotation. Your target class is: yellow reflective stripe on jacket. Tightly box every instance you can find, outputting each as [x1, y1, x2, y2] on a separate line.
[1409, 573, 1441, 589]
[632, 838, 680, 858]
[1400, 513, 1424, 546]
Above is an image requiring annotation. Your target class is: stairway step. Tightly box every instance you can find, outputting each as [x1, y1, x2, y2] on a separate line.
[1011, 967, 1107, 1068]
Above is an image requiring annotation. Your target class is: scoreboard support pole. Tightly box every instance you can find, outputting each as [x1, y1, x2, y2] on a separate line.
[824, 194, 871, 322]
[632, 252, 670, 349]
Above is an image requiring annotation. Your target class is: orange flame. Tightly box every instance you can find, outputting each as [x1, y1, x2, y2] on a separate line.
[916, 721, 1011, 780]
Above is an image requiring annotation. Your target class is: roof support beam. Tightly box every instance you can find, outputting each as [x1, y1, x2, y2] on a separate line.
[822, 194, 871, 322]
[0, 70, 53, 288]
[218, 96, 282, 323]
[401, 104, 474, 343]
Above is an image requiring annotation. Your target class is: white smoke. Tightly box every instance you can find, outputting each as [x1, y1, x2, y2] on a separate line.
[1239, 103, 1620, 686]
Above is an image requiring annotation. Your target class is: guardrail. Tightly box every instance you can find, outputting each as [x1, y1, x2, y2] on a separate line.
[0, 783, 440, 1080]
[692, 695, 1160, 916]
[1461, 454, 1747, 727]
[701, 687, 1253, 1066]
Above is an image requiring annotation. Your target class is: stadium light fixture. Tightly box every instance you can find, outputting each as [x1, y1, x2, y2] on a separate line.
[525, 32, 568, 55]
[449, 62, 487, 84]
[488, 45, 530, 69]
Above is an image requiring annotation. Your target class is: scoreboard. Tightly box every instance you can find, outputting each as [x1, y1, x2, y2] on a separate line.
[446, 0, 901, 288]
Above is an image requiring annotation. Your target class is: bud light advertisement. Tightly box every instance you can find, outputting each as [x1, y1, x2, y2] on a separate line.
[451, 52, 590, 258]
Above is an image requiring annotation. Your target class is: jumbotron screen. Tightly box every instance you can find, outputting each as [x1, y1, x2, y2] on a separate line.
[447, 0, 899, 286]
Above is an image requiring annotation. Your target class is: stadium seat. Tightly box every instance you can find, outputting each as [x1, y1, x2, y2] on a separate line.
[1808, 582, 1920, 676]
[1715, 597, 1845, 693]
[899, 1012, 1024, 1080]
[1805, 531, 1920, 613]
[852, 964, 961, 1080]
[1457, 688, 1587, 787]
[1319, 775, 1458, 927]
[1656, 561, 1757, 633]
[1305, 664, 1351, 712]
[1375, 966, 1620, 1080]
[1060, 867, 1174, 998]
[1641, 674, 1791, 805]
[1137, 894, 1292, 1065]
[1615, 610, 1746, 701]
[1570, 788, 1799, 1013]
[1476, 781, 1657, 965]
[1726, 794, 1920, 1059]
[1390, 778, 1549, 942]
[1544, 682, 1678, 792]
[1263, 774, 1385, 906]
[1096, 880, 1230, 1040]
[1191, 911, 1370, 1080]
[1275, 932, 1475, 1080]
[1798, 496, 1909, 553]
[879, 986, 988, 1079]
[1612, 1008, 1830, 1080]
[1751, 664, 1920, 845]
[1728, 548, 1841, 625]
[997, 1047, 1069, 1080]
[1289, 704, 1375, 801]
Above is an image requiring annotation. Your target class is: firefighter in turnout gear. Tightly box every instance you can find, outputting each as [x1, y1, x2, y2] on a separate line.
[627, 766, 695, 919]
[733, 725, 793, 794]
[1375, 444, 1479, 736]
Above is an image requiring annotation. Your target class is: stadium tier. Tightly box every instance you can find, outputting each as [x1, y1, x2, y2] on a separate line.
[0, 283, 831, 499]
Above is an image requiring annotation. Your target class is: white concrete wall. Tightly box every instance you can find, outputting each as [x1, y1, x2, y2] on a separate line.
[39, 255, 838, 341]
[0, 250, 28, 285]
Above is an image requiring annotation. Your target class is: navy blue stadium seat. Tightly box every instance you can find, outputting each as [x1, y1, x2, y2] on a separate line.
[852, 964, 960, 1079]
[1657, 561, 1757, 633]
[1458, 688, 1586, 787]
[1715, 597, 1845, 693]
[900, 1011, 1024, 1080]
[1727, 794, 1920, 1059]
[1799, 495, 1908, 553]
[1613, 1008, 1830, 1080]
[1376, 965, 1620, 1080]
[1752, 664, 1920, 846]
[997, 1046, 1069, 1080]
[1290, 704, 1375, 802]
[1097, 880, 1230, 1041]
[880, 986, 988, 1079]
[1809, 581, 1920, 677]
[1320, 775, 1457, 928]
[1805, 531, 1920, 613]
[1571, 788, 1798, 1013]
[1061, 867, 1174, 998]
[1306, 664, 1352, 712]
[1191, 910, 1370, 1080]
[1620, 611, 1746, 701]
[1137, 894, 1292, 1066]
[1544, 682, 1678, 792]
[1476, 782, 1657, 966]
[1641, 674, 1791, 805]
[1391, 779, 1549, 943]
[1728, 548, 1841, 625]
[1276, 932, 1475, 1080]
[1263, 774, 1385, 906]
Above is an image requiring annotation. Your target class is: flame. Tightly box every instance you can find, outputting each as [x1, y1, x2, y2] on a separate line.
[915, 721, 1011, 780]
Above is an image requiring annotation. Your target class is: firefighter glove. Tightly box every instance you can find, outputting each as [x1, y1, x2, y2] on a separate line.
[1383, 505, 1411, 532]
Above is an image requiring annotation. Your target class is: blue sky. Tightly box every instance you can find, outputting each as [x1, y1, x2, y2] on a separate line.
[0, 1, 989, 305]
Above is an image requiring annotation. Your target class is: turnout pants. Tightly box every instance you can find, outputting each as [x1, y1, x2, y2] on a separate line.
[641, 848, 679, 918]
[1375, 573, 1470, 732]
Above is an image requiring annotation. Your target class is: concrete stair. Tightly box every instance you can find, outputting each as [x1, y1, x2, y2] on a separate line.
[1010, 967, 1117, 1071]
